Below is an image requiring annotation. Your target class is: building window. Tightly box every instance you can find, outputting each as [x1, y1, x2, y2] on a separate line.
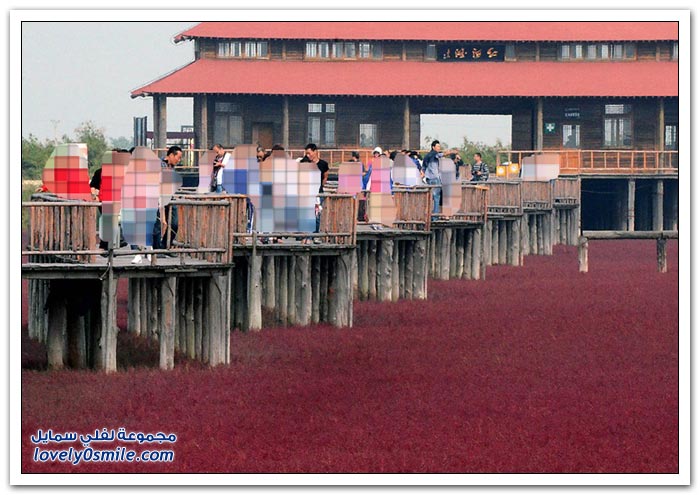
[560, 44, 570, 60]
[563, 124, 580, 149]
[604, 104, 632, 147]
[672, 42, 678, 60]
[599, 44, 610, 59]
[325, 119, 336, 146]
[611, 44, 624, 60]
[624, 43, 636, 59]
[214, 114, 243, 147]
[325, 103, 335, 113]
[505, 44, 515, 60]
[665, 124, 678, 150]
[344, 42, 356, 59]
[359, 124, 377, 148]
[308, 103, 323, 113]
[586, 44, 597, 60]
[308, 117, 321, 144]
[560, 43, 635, 61]
[218, 41, 268, 59]
[214, 102, 240, 113]
[306, 42, 330, 59]
[358, 42, 382, 59]
[426, 44, 437, 60]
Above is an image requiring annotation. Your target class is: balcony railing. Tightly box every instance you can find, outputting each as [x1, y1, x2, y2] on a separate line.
[497, 150, 679, 175]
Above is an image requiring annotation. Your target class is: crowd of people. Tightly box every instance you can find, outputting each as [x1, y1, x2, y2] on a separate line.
[68, 140, 492, 257]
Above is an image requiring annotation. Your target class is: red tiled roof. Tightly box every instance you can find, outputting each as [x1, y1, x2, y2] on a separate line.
[131, 59, 679, 98]
[174, 22, 678, 43]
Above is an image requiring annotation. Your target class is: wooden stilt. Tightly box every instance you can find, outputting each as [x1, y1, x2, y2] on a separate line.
[359, 241, 369, 301]
[399, 241, 407, 299]
[262, 255, 275, 310]
[413, 238, 427, 299]
[287, 256, 297, 325]
[320, 257, 329, 322]
[46, 284, 67, 370]
[491, 220, 499, 266]
[248, 252, 262, 330]
[405, 240, 415, 300]
[578, 236, 589, 273]
[379, 240, 393, 301]
[463, 229, 473, 280]
[391, 240, 400, 302]
[440, 228, 451, 280]
[351, 248, 359, 300]
[278, 255, 288, 324]
[537, 215, 545, 255]
[449, 228, 457, 279]
[522, 215, 530, 256]
[657, 238, 667, 273]
[484, 219, 492, 267]
[498, 219, 507, 265]
[472, 226, 483, 280]
[332, 252, 353, 327]
[510, 219, 521, 266]
[128, 278, 140, 335]
[368, 240, 377, 300]
[96, 268, 118, 372]
[195, 279, 203, 361]
[296, 255, 312, 326]
[455, 229, 465, 279]
[311, 256, 321, 324]
[159, 276, 176, 370]
[186, 279, 195, 360]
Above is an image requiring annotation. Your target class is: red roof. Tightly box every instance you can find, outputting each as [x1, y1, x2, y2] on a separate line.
[174, 22, 678, 43]
[131, 59, 679, 98]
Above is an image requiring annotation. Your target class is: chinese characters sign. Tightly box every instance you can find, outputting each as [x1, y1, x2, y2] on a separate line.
[436, 44, 506, 62]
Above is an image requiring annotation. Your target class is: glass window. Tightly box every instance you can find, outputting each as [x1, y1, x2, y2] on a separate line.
[426, 44, 437, 60]
[214, 114, 243, 147]
[308, 103, 323, 113]
[624, 43, 635, 59]
[573, 44, 583, 59]
[359, 42, 372, 58]
[372, 43, 383, 59]
[672, 42, 678, 60]
[318, 42, 329, 58]
[308, 117, 321, 143]
[305, 42, 317, 58]
[257, 42, 268, 58]
[612, 44, 624, 59]
[325, 104, 335, 113]
[560, 44, 570, 60]
[563, 124, 580, 148]
[218, 42, 242, 58]
[605, 104, 632, 115]
[344, 42, 356, 58]
[504, 44, 516, 60]
[324, 119, 336, 146]
[586, 44, 597, 59]
[599, 44, 610, 59]
[359, 124, 377, 148]
[665, 124, 678, 150]
[332, 42, 344, 58]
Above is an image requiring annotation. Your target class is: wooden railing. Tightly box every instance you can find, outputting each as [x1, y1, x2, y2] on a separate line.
[521, 181, 553, 211]
[551, 177, 581, 206]
[497, 150, 679, 175]
[454, 184, 488, 223]
[486, 181, 522, 217]
[319, 194, 358, 244]
[24, 195, 99, 263]
[392, 186, 432, 231]
[578, 230, 678, 273]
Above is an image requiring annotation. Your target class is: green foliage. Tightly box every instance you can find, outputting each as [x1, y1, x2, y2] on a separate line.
[110, 136, 133, 151]
[21, 134, 55, 180]
[74, 121, 109, 174]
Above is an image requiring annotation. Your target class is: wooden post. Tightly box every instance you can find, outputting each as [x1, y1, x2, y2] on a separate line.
[159, 276, 176, 371]
[472, 227, 482, 279]
[491, 220, 499, 265]
[405, 240, 415, 300]
[543, 214, 552, 256]
[359, 241, 369, 301]
[332, 252, 354, 327]
[578, 237, 589, 273]
[368, 240, 377, 300]
[521, 215, 530, 256]
[657, 238, 668, 273]
[208, 274, 228, 366]
[153, 95, 167, 151]
[510, 219, 521, 266]
[278, 256, 288, 324]
[186, 279, 195, 360]
[413, 238, 427, 299]
[479, 225, 487, 280]
[391, 240, 400, 302]
[96, 269, 118, 372]
[440, 228, 452, 280]
[128, 278, 140, 335]
[536, 97, 544, 151]
[282, 96, 290, 149]
[378, 240, 393, 301]
[285, 255, 296, 324]
[536, 215, 545, 255]
[351, 248, 359, 300]
[262, 255, 275, 310]
[484, 219, 492, 267]
[449, 228, 457, 279]
[658, 97, 665, 151]
[248, 253, 263, 330]
[195, 279, 203, 361]
[296, 255, 313, 326]
[498, 219, 507, 265]
[429, 231, 436, 278]
[457, 229, 467, 279]
[627, 179, 636, 231]
[402, 97, 410, 150]
[653, 180, 664, 231]
[320, 257, 329, 322]
[311, 256, 321, 323]
[46, 285, 67, 370]
[399, 240, 407, 299]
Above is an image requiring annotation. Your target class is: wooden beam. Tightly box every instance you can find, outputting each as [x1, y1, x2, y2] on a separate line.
[581, 230, 677, 240]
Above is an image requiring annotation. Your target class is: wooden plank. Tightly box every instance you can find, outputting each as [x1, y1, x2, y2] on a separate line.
[582, 230, 678, 240]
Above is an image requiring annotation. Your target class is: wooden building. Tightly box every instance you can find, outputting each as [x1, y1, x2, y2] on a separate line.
[131, 21, 679, 230]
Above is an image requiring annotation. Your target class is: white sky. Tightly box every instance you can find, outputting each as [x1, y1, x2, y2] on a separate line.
[20, 21, 511, 146]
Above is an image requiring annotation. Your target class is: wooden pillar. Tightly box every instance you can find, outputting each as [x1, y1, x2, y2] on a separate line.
[479, 225, 487, 280]
[658, 98, 665, 151]
[498, 219, 507, 265]
[578, 237, 589, 273]
[510, 219, 521, 266]
[449, 229, 458, 279]
[627, 179, 636, 231]
[521, 215, 530, 256]
[208, 273, 229, 366]
[96, 269, 118, 373]
[378, 240, 393, 301]
[46, 285, 67, 370]
[405, 241, 415, 300]
[153, 95, 167, 151]
[128, 278, 140, 335]
[456, 229, 466, 279]
[296, 255, 312, 326]
[331, 252, 353, 327]
[358, 241, 369, 301]
[159, 276, 177, 371]
[542, 214, 552, 256]
[402, 97, 410, 150]
[248, 253, 262, 330]
[391, 241, 400, 302]
[536, 215, 545, 254]
[282, 96, 290, 149]
[472, 227, 482, 279]
[278, 257, 288, 324]
[351, 248, 359, 300]
[484, 219, 492, 266]
[414, 238, 428, 299]
[368, 240, 377, 300]
[311, 256, 321, 324]
[440, 228, 452, 280]
[195, 94, 208, 151]
[491, 220, 499, 265]
[262, 255, 275, 310]
[653, 180, 664, 231]
[536, 97, 544, 151]
[657, 238, 668, 273]
[287, 256, 297, 325]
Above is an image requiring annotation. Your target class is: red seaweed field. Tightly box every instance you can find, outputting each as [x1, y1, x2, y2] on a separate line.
[20, 241, 679, 474]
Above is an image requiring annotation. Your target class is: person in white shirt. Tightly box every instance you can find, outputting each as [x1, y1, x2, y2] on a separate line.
[211, 143, 230, 193]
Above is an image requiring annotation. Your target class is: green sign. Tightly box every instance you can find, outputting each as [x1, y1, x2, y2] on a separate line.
[544, 122, 557, 134]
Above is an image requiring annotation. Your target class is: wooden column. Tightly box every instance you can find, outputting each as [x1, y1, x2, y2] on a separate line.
[491, 220, 499, 265]
[153, 95, 167, 151]
[472, 227, 482, 279]
[402, 97, 410, 150]
[510, 219, 521, 266]
[278, 257, 288, 324]
[208, 273, 229, 366]
[248, 253, 262, 330]
[657, 238, 668, 273]
[627, 179, 636, 231]
[536, 97, 544, 151]
[368, 240, 377, 300]
[96, 269, 118, 373]
[287, 256, 297, 325]
[332, 252, 354, 327]
[195, 94, 208, 151]
[282, 96, 290, 149]
[578, 237, 589, 273]
[498, 220, 507, 265]
[358, 241, 369, 301]
[414, 238, 428, 299]
[391, 241, 400, 302]
[46, 284, 67, 370]
[653, 180, 664, 231]
[262, 255, 275, 310]
[296, 255, 312, 326]
[440, 228, 452, 280]
[378, 240, 393, 301]
[159, 276, 177, 371]
[311, 256, 321, 324]
[456, 229, 465, 279]
[128, 278, 140, 335]
[658, 98, 665, 151]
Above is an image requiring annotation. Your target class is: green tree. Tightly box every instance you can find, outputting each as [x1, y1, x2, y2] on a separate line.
[74, 121, 108, 174]
[110, 136, 133, 151]
[21, 134, 55, 180]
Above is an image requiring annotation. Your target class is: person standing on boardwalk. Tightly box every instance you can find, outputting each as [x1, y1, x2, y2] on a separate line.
[153, 145, 182, 249]
[300, 143, 329, 235]
[470, 152, 490, 182]
[210, 143, 230, 193]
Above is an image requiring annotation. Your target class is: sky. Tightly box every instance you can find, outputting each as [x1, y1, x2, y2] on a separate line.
[21, 22, 197, 142]
[21, 21, 511, 147]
